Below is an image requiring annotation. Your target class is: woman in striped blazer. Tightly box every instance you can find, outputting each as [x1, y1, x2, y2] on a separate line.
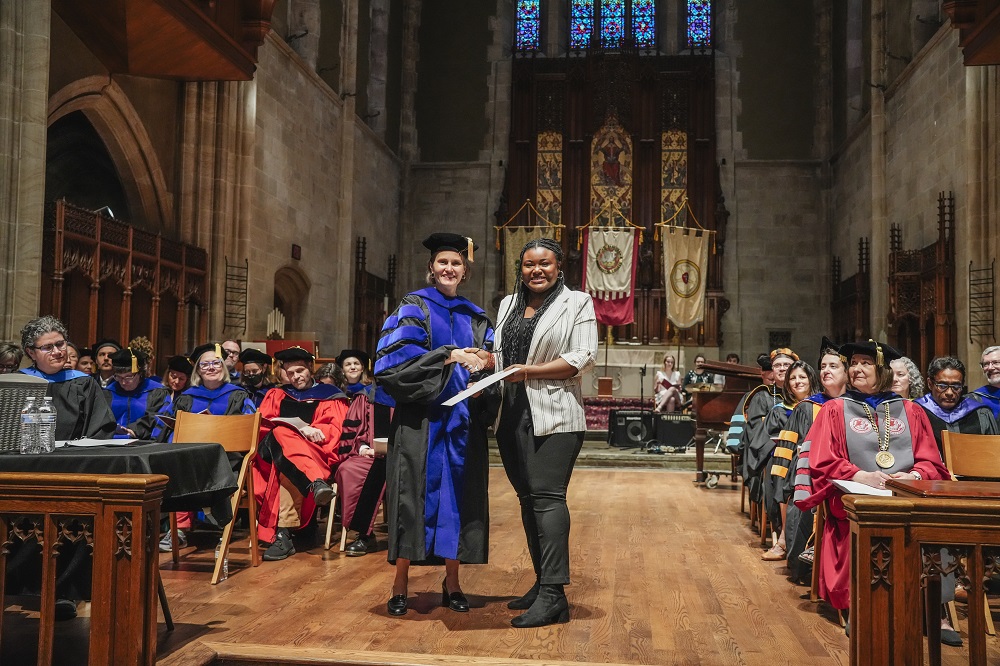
[493, 237, 597, 628]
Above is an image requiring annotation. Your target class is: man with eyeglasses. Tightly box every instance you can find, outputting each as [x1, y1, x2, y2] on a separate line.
[252, 346, 348, 561]
[971, 345, 1000, 418]
[916, 356, 999, 452]
[222, 339, 242, 380]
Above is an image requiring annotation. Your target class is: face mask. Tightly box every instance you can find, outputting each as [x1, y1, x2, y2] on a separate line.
[244, 373, 265, 387]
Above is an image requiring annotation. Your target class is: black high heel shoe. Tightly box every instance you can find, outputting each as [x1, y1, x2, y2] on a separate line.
[507, 579, 540, 610]
[441, 581, 469, 612]
[511, 584, 569, 628]
[387, 593, 408, 616]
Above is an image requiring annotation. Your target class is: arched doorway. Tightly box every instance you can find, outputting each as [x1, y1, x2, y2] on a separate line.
[273, 266, 311, 335]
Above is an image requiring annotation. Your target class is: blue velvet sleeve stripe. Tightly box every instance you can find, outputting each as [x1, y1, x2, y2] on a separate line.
[375, 344, 426, 374]
[379, 324, 428, 350]
[398, 303, 425, 321]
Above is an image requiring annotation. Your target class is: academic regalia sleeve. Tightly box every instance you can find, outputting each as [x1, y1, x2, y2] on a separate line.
[797, 400, 851, 511]
[374, 294, 457, 404]
[338, 394, 374, 456]
[134, 387, 170, 440]
[312, 398, 350, 462]
[902, 401, 951, 480]
[226, 387, 257, 415]
[76, 377, 116, 439]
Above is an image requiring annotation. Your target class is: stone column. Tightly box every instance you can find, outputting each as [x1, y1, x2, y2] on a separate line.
[869, 0, 889, 339]
[178, 80, 256, 340]
[366, 0, 389, 136]
[335, 0, 360, 345]
[0, 1, 50, 339]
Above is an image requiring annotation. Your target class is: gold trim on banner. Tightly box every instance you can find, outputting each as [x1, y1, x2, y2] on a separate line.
[576, 199, 644, 249]
[494, 199, 565, 249]
[655, 196, 716, 253]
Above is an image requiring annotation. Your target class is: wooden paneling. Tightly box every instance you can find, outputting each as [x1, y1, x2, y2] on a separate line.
[52, 0, 277, 81]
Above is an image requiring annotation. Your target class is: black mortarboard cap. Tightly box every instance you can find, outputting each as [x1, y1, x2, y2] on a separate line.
[274, 346, 314, 365]
[839, 339, 903, 368]
[422, 233, 478, 263]
[756, 353, 772, 371]
[110, 347, 146, 373]
[166, 355, 194, 376]
[239, 348, 272, 366]
[189, 342, 224, 366]
[337, 349, 371, 371]
[819, 336, 846, 363]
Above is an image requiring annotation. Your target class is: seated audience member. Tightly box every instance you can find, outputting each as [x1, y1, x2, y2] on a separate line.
[222, 339, 242, 380]
[741, 349, 795, 498]
[253, 347, 348, 561]
[103, 347, 169, 439]
[654, 354, 682, 412]
[0, 342, 23, 373]
[915, 356, 999, 452]
[724, 353, 774, 456]
[63, 341, 80, 370]
[338, 348, 373, 397]
[726, 353, 741, 364]
[315, 362, 344, 386]
[76, 347, 95, 375]
[159, 343, 255, 551]
[12, 317, 115, 620]
[128, 335, 159, 382]
[240, 348, 275, 407]
[796, 341, 948, 635]
[163, 355, 193, 402]
[19, 317, 116, 440]
[971, 345, 1000, 417]
[682, 353, 715, 390]
[92, 339, 121, 388]
[336, 348, 393, 556]
[890, 356, 924, 400]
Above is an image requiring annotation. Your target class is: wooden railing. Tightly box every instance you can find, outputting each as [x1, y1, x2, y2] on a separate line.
[0, 473, 167, 666]
[845, 485, 1000, 666]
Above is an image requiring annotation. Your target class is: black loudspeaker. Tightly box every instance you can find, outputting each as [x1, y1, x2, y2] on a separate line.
[656, 413, 695, 447]
[611, 410, 655, 448]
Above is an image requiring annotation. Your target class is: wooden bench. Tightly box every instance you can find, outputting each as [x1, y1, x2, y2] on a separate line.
[0, 472, 167, 666]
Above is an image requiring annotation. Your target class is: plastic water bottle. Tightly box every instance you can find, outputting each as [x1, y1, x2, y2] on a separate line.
[215, 538, 228, 581]
[37, 397, 57, 454]
[19, 397, 39, 454]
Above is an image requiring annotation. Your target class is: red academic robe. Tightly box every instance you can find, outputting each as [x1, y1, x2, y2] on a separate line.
[797, 398, 949, 610]
[252, 385, 349, 543]
[334, 393, 391, 534]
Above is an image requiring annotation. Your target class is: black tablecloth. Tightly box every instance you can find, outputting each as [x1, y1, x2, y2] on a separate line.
[0, 442, 238, 524]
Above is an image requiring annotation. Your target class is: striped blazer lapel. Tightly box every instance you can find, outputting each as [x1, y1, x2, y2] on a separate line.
[526, 287, 572, 364]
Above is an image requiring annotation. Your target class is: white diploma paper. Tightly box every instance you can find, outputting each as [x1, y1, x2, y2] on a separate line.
[441, 366, 520, 407]
[832, 479, 893, 497]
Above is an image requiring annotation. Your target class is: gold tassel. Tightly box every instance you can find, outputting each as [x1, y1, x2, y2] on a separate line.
[129, 347, 137, 374]
[467, 237, 474, 263]
[869, 339, 884, 367]
[215, 343, 223, 362]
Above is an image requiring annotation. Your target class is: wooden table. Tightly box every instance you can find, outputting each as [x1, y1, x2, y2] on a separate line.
[846, 481, 1000, 666]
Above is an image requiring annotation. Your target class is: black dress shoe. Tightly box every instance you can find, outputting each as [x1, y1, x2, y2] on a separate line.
[345, 533, 377, 557]
[441, 581, 469, 612]
[54, 598, 78, 621]
[511, 584, 569, 628]
[507, 580, 540, 610]
[263, 528, 296, 561]
[941, 627, 963, 647]
[387, 593, 408, 616]
[309, 479, 335, 506]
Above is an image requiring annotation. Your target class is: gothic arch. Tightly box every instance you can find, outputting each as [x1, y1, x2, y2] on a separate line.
[274, 265, 311, 334]
[47, 75, 173, 234]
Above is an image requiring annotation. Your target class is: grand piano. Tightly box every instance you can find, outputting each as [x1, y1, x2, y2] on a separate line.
[690, 359, 760, 484]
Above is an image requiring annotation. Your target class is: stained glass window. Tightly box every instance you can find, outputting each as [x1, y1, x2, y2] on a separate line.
[687, 0, 712, 49]
[515, 0, 541, 51]
[600, 0, 626, 48]
[570, 0, 594, 50]
[632, 0, 656, 49]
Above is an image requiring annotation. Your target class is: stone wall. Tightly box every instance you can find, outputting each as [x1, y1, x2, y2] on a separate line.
[352, 121, 402, 281]
[829, 120, 873, 274]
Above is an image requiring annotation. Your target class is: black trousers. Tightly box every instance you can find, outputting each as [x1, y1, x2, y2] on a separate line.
[496, 385, 583, 585]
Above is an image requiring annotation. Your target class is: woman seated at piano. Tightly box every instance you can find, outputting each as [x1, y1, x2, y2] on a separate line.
[653, 354, 682, 412]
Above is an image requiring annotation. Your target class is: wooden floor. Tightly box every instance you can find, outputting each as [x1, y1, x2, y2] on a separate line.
[5, 468, 999, 665]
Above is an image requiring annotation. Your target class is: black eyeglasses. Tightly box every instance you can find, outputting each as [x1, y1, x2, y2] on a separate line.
[30, 340, 68, 354]
[223, 348, 241, 357]
[932, 382, 964, 393]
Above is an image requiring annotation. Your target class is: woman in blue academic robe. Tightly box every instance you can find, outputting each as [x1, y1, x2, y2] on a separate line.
[375, 233, 497, 617]
[102, 346, 170, 439]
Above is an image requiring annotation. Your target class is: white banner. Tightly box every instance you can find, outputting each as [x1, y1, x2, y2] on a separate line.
[662, 227, 709, 329]
[585, 228, 635, 300]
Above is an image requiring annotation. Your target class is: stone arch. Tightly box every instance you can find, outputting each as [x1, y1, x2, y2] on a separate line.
[273, 265, 311, 334]
[47, 75, 173, 234]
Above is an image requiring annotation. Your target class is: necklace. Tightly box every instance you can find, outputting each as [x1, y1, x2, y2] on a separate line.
[861, 401, 894, 469]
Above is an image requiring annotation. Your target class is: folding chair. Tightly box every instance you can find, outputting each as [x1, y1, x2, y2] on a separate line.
[171, 411, 263, 584]
[940, 430, 1000, 635]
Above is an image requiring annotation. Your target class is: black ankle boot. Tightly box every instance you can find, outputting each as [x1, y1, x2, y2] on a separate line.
[507, 579, 540, 610]
[510, 584, 569, 628]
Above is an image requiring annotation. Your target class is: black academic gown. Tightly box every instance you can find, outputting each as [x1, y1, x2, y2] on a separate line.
[915, 393, 999, 454]
[375, 287, 497, 565]
[19, 367, 116, 440]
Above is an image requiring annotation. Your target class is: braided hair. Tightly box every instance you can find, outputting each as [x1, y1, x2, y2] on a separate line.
[498, 238, 566, 366]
